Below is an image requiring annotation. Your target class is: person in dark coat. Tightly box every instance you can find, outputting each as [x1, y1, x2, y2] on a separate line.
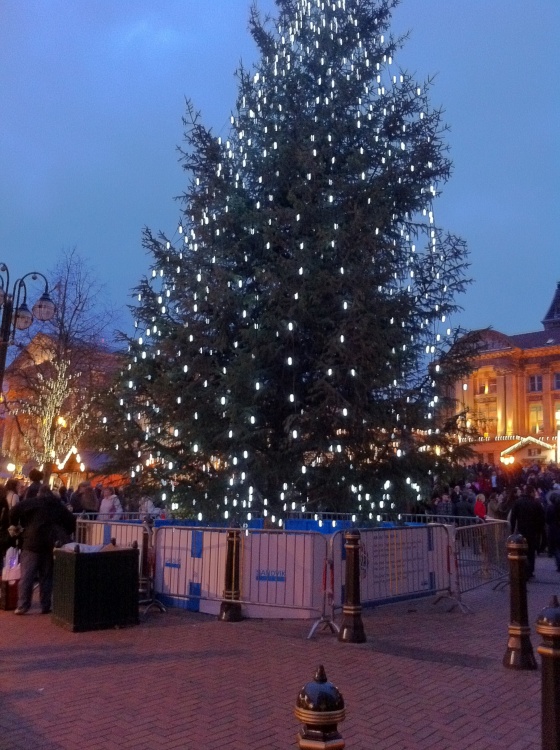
[23, 468, 44, 500]
[10, 485, 76, 614]
[509, 485, 546, 578]
[546, 492, 560, 573]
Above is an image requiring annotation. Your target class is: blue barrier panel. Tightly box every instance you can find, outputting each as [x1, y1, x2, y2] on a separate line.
[187, 582, 201, 611]
[153, 517, 264, 530]
[284, 519, 354, 533]
[191, 530, 203, 558]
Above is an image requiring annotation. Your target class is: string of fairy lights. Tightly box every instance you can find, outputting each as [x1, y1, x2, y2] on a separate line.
[116, 0, 458, 523]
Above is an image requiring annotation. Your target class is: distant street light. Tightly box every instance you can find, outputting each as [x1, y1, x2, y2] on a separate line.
[0, 262, 56, 392]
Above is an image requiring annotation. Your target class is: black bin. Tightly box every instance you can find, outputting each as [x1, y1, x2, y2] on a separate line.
[52, 546, 139, 631]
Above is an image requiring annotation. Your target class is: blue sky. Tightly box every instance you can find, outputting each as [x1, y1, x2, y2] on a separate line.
[1, 0, 559, 337]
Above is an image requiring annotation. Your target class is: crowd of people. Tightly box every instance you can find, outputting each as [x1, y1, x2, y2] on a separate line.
[2, 460, 560, 614]
[424, 462, 560, 577]
[0, 468, 161, 617]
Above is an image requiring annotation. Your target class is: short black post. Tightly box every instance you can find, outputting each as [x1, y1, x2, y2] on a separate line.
[536, 595, 560, 750]
[294, 665, 345, 749]
[218, 524, 243, 622]
[502, 533, 537, 670]
[138, 522, 151, 599]
[337, 528, 366, 643]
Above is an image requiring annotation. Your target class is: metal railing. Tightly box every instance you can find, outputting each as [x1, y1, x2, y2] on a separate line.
[329, 524, 453, 610]
[66, 517, 510, 622]
[451, 519, 509, 596]
[154, 525, 327, 618]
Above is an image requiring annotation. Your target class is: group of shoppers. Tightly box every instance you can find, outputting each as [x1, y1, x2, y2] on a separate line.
[0, 469, 125, 616]
[1, 469, 76, 615]
[427, 463, 560, 578]
[66, 481, 123, 520]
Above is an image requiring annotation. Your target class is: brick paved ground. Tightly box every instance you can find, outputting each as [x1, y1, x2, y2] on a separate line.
[0, 554, 558, 750]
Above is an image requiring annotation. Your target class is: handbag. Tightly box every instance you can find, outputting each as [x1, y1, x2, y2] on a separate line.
[2, 547, 21, 582]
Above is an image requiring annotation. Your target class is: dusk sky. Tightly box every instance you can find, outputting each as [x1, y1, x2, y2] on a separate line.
[1, 0, 559, 339]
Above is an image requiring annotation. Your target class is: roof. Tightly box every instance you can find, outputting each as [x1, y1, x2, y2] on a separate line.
[508, 330, 560, 350]
[501, 436, 555, 455]
[542, 281, 560, 330]
[475, 283, 560, 352]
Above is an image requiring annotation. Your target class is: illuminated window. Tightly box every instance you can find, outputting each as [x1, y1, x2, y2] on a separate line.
[529, 403, 543, 433]
[528, 375, 543, 393]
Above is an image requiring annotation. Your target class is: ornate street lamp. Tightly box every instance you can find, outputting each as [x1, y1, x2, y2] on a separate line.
[0, 262, 56, 391]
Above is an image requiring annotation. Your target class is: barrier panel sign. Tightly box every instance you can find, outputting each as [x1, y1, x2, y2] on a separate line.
[331, 525, 451, 608]
[153, 527, 326, 619]
[242, 530, 327, 619]
[154, 527, 228, 614]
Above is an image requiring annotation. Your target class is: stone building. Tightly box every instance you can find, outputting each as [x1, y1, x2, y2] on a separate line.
[454, 282, 560, 466]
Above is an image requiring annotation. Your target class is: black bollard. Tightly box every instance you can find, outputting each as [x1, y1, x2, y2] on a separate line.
[218, 525, 243, 622]
[338, 528, 366, 643]
[502, 533, 537, 670]
[294, 665, 345, 749]
[536, 595, 560, 750]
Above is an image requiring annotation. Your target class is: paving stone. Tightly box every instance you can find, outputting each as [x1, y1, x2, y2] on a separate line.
[0, 554, 557, 748]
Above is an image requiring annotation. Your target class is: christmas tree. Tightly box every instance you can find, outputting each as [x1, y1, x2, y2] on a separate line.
[111, 0, 472, 522]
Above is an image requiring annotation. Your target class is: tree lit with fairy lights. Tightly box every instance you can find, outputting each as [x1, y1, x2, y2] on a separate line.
[108, 0, 473, 522]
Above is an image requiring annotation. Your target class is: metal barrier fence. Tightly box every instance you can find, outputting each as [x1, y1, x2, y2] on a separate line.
[68, 518, 510, 620]
[154, 526, 327, 619]
[374, 513, 482, 527]
[451, 519, 509, 596]
[329, 524, 453, 612]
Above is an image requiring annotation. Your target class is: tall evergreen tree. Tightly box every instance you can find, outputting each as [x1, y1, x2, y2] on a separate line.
[111, 0, 472, 521]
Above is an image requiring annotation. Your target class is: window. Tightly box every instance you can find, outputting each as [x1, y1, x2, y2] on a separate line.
[555, 401, 560, 429]
[476, 377, 497, 395]
[529, 403, 543, 434]
[473, 401, 497, 435]
[528, 448, 542, 457]
[528, 375, 543, 392]
[554, 373, 560, 391]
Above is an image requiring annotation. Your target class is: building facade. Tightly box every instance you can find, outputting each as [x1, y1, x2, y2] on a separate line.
[0, 333, 119, 476]
[454, 282, 560, 465]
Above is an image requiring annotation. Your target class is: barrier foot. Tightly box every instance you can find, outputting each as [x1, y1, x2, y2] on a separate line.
[433, 592, 473, 614]
[140, 598, 167, 615]
[307, 615, 340, 640]
[219, 600, 243, 622]
[493, 577, 509, 592]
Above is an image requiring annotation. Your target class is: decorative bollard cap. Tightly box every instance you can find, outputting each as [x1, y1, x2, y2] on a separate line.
[506, 533, 528, 549]
[536, 595, 560, 637]
[295, 665, 345, 725]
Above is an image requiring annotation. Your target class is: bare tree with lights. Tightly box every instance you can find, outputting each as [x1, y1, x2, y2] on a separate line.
[112, 0, 474, 520]
[4, 249, 118, 477]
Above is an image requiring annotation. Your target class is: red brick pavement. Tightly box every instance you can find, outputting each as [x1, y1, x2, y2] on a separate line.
[0, 554, 558, 749]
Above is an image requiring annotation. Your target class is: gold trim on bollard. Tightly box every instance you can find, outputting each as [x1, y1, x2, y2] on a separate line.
[338, 529, 366, 643]
[536, 595, 560, 750]
[502, 534, 537, 670]
[218, 525, 243, 622]
[295, 666, 345, 750]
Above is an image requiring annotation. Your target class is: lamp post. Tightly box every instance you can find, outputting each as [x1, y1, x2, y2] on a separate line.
[0, 262, 56, 392]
